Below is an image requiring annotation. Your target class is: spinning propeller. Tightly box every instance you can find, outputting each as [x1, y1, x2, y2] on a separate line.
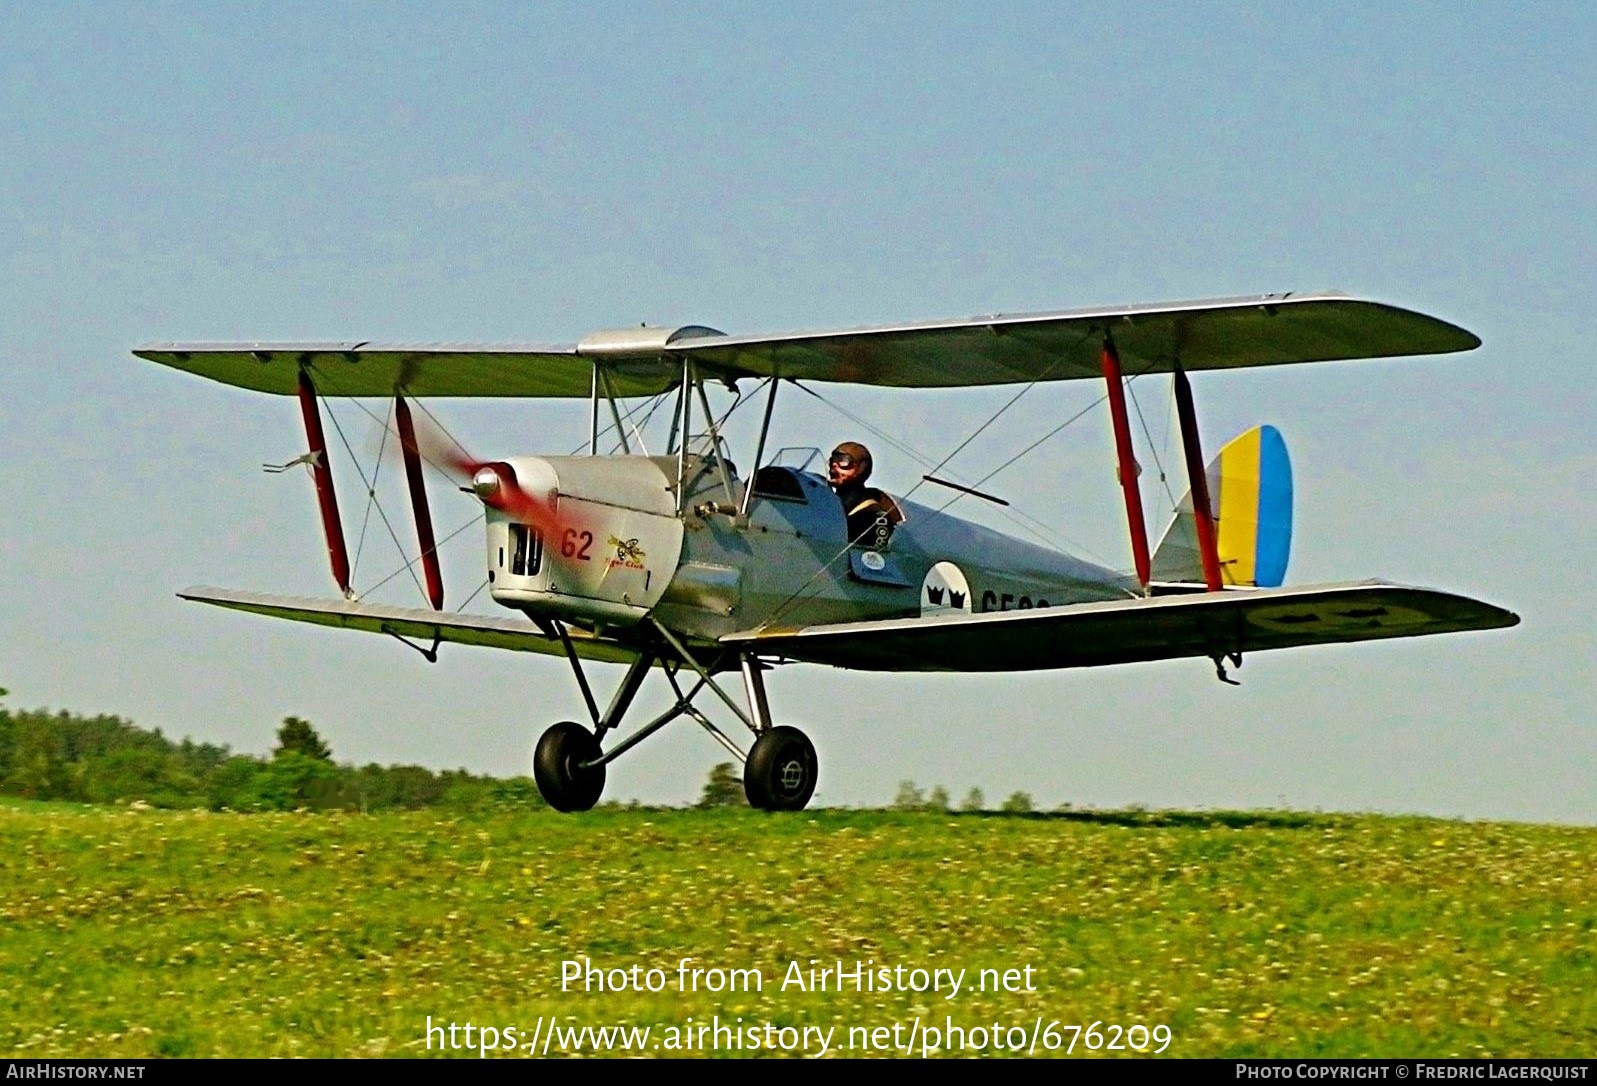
[396, 407, 565, 535]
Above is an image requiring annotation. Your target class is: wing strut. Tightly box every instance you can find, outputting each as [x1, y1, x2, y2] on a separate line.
[394, 395, 445, 610]
[1101, 337, 1151, 592]
[295, 370, 353, 598]
[1172, 365, 1224, 592]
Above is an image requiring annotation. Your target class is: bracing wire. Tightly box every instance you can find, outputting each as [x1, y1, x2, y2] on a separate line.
[925, 393, 1116, 565]
[896, 361, 1067, 506]
[322, 398, 428, 603]
[359, 511, 485, 599]
[305, 365, 490, 607]
[1126, 374, 1180, 515]
[797, 381, 1112, 564]
[455, 576, 491, 611]
[791, 382, 936, 467]
[762, 361, 1070, 629]
[762, 355, 1178, 627]
[622, 390, 673, 454]
[412, 398, 475, 466]
[567, 389, 671, 457]
[309, 372, 466, 490]
[348, 399, 394, 582]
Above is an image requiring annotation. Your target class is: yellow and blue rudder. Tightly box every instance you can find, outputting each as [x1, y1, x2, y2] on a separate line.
[1150, 425, 1292, 588]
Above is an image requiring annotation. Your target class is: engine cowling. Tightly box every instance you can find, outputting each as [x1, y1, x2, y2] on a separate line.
[483, 456, 685, 629]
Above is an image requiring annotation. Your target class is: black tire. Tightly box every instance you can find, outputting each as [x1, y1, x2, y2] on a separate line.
[743, 726, 818, 811]
[533, 721, 605, 812]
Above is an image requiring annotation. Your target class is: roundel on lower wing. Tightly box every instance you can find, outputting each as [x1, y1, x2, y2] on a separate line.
[1245, 601, 1431, 635]
[921, 561, 973, 616]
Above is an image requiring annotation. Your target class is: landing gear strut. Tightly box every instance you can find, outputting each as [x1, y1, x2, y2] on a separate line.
[531, 619, 819, 812]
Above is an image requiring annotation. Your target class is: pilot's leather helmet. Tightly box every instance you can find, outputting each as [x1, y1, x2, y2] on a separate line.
[829, 441, 873, 482]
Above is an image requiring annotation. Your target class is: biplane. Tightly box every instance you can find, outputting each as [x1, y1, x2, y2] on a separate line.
[135, 292, 1518, 812]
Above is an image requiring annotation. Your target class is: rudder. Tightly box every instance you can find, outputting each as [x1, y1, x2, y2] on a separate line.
[1150, 424, 1292, 588]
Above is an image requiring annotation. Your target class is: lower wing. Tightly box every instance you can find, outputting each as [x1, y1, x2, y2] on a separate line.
[722, 581, 1518, 672]
[177, 586, 640, 664]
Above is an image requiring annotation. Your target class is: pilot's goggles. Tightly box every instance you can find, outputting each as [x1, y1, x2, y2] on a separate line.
[829, 453, 858, 468]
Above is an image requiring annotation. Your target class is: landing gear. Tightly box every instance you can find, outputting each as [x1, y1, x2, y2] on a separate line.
[533, 721, 606, 812]
[744, 725, 818, 811]
[531, 619, 820, 812]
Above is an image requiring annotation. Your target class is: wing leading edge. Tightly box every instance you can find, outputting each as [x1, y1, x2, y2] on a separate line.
[177, 586, 641, 664]
[135, 293, 1478, 398]
[722, 582, 1518, 673]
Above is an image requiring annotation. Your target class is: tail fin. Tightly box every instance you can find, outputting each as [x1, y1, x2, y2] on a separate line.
[1151, 424, 1292, 588]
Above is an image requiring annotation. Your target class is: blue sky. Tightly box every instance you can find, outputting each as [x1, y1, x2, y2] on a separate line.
[2, 3, 1591, 821]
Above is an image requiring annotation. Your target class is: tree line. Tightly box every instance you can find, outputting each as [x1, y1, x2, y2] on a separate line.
[1, 691, 1039, 813]
[0, 692, 541, 812]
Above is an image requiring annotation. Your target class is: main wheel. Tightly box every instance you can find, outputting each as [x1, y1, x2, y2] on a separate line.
[533, 721, 606, 812]
[743, 726, 818, 811]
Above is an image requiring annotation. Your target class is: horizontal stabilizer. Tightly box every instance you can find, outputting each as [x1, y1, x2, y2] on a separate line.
[724, 581, 1518, 673]
[177, 586, 640, 664]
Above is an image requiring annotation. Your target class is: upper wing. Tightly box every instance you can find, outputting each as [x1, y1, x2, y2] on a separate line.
[722, 581, 1517, 672]
[678, 293, 1479, 389]
[133, 342, 667, 399]
[134, 293, 1477, 397]
[178, 586, 641, 664]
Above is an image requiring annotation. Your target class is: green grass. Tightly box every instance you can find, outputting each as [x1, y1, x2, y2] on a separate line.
[0, 803, 1591, 1058]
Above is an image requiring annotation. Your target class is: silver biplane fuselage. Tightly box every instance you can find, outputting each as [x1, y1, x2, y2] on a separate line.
[137, 293, 1518, 812]
[484, 453, 1132, 648]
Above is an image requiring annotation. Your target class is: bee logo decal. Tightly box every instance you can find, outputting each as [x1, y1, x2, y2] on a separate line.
[606, 536, 646, 571]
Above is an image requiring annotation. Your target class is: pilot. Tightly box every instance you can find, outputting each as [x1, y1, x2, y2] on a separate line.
[828, 441, 903, 549]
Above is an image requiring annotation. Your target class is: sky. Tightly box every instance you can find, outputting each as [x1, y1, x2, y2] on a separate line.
[1, 2, 1592, 822]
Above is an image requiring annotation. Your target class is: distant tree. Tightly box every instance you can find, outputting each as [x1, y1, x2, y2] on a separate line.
[354, 763, 449, 811]
[698, 762, 744, 808]
[4, 715, 71, 799]
[261, 751, 350, 810]
[960, 787, 985, 813]
[893, 780, 926, 811]
[82, 747, 203, 808]
[0, 701, 13, 783]
[1000, 791, 1034, 814]
[926, 785, 951, 812]
[274, 716, 332, 762]
[437, 775, 546, 812]
[206, 756, 274, 811]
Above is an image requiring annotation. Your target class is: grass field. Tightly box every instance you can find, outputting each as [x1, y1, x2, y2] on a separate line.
[1, 800, 1591, 1058]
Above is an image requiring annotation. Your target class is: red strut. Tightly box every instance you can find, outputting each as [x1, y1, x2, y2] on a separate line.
[295, 370, 352, 597]
[394, 395, 445, 611]
[1172, 366, 1224, 592]
[1100, 338, 1151, 590]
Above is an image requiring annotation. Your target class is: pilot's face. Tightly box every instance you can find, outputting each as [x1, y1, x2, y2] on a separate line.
[828, 451, 865, 489]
